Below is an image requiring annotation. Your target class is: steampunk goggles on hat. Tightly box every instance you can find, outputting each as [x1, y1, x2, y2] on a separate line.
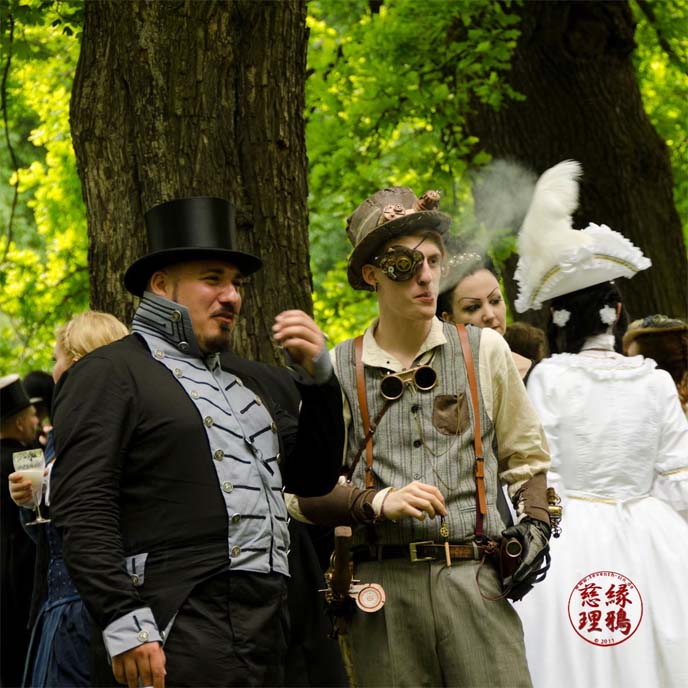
[380, 365, 438, 401]
[371, 246, 424, 282]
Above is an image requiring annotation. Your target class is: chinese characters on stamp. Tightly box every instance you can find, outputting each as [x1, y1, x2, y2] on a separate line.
[568, 570, 643, 646]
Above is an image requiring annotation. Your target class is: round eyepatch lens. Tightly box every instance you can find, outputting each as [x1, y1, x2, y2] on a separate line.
[373, 247, 424, 282]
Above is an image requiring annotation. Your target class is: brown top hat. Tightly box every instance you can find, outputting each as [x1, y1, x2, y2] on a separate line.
[622, 314, 688, 351]
[0, 374, 38, 422]
[124, 196, 263, 297]
[346, 187, 452, 291]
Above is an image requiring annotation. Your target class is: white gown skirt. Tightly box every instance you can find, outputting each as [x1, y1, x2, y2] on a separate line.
[515, 494, 688, 688]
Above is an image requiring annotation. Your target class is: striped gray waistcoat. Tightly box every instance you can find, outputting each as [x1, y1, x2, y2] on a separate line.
[335, 322, 506, 546]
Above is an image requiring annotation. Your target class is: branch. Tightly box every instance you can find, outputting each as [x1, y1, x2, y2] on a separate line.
[634, 0, 688, 76]
[1, 10, 20, 264]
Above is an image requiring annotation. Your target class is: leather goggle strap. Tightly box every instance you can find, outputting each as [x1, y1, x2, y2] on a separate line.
[456, 324, 487, 537]
[355, 335, 375, 488]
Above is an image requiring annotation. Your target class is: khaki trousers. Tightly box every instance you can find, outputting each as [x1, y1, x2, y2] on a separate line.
[345, 558, 532, 688]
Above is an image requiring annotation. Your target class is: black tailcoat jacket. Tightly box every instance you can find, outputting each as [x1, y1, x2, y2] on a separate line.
[50, 334, 344, 636]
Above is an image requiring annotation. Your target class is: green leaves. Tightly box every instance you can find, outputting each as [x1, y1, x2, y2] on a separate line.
[307, 0, 523, 340]
[0, 1, 86, 373]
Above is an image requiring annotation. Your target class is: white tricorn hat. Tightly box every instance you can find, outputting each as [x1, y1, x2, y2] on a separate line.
[513, 160, 651, 313]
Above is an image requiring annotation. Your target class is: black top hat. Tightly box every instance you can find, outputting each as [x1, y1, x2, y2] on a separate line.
[23, 371, 55, 410]
[0, 374, 37, 422]
[124, 197, 263, 296]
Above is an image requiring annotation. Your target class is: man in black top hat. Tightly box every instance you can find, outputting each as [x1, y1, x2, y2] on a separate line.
[50, 197, 344, 688]
[0, 374, 40, 687]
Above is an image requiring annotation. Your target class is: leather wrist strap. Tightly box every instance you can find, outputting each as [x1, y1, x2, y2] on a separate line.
[456, 324, 487, 538]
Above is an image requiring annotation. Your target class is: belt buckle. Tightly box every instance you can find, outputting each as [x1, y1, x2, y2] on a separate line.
[409, 541, 435, 563]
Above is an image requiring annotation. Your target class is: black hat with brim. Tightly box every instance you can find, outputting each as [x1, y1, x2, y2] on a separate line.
[124, 196, 262, 297]
[0, 374, 37, 422]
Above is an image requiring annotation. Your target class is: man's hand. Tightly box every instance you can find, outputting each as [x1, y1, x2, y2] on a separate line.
[382, 481, 447, 521]
[112, 642, 166, 688]
[272, 310, 326, 378]
[9, 471, 36, 507]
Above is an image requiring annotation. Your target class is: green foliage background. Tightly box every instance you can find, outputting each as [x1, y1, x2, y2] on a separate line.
[1, 0, 686, 374]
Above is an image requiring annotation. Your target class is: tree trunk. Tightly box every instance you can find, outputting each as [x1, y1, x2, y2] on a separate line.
[70, 0, 310, 362]
[466, 0, 687, 325]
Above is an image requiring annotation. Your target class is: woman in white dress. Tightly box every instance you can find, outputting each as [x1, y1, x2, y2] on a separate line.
[512, 160, 688, 688]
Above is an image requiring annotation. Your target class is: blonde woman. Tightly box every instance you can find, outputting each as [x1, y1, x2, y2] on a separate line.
[9, 310, 128, 687]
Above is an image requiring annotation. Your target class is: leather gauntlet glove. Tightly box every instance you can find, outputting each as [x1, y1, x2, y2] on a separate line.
[501, 517, 551, 590]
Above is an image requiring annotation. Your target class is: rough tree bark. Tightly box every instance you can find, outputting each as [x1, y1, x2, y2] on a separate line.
[466, 0, 687, 323]
[70, 0, 310, 362]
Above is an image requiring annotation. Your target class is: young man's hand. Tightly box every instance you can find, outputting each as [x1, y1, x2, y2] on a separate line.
[382, 481, 447, 521]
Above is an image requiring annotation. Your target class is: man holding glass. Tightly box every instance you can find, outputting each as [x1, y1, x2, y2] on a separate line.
[1, 374, 39, 687]
[50, 197, 344, 688]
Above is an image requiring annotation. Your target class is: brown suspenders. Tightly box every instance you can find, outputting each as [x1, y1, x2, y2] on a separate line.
[455, 323, 487, 539]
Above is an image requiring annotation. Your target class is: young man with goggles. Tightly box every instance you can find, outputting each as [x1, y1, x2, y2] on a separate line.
[289, 187, 552, 687]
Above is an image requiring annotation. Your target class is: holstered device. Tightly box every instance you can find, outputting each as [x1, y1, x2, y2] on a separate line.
[321, 526, 386, 637]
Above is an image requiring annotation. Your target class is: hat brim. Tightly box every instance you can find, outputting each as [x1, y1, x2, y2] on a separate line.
[124, 248, 263, 297]
[347, 210, 451, 291]
[0, 399, 35, 422]
[622, 323, 688, 348]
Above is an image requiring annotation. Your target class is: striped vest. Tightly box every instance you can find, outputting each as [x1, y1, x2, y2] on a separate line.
[335, 322, 506, 545]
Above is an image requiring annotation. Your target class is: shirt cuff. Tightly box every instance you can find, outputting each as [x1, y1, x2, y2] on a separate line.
[285, 343, 333, 386]
[371, 487, 394, 518]
[103, 607, 162, 658]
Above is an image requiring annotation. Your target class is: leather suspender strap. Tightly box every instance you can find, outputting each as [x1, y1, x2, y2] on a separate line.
[456, 324, 487, 537]
[355, 335, 376, 488]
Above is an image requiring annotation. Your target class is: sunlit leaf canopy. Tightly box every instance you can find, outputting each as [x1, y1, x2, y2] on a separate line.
[1, 0, 686, 373]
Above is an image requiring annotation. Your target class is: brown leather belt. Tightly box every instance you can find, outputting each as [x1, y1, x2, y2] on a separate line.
[353, 541, 493, 564]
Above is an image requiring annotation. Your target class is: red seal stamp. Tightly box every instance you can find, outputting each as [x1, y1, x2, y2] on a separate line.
[568, 570, 643, 646]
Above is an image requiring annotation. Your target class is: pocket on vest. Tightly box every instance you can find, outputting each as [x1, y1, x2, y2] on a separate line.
[432, 394, 470, 435]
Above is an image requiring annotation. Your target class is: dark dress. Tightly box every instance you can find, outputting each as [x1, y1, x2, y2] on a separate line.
[24, 519, 90, 687]
[0, 439, 36, 688]
[23, 433, 90, 687]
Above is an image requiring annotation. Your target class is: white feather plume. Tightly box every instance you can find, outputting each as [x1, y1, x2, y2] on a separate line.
[514, 158, 651, 312]
[518, 159, 586, 260]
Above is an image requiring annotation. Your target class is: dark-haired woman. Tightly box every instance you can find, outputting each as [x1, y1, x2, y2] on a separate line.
[517, 282, 688, 686]
[437, 252, 533, 378]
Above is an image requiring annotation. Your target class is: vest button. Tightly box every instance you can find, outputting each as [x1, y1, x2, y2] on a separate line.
[204, 416, 214, 427]
[222, 481, 234, 493]
[231, 545, 241, 557]
[214, 449, 224, 461]
[413, 439, 422, 448]
[231, 513, 241, 524]
[174, 368, 183, 378]
[255, 396, 262, 406]
[170, 310, 181, 322]
[178, 341, 190, 352]
[191, 390, 199, 399]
